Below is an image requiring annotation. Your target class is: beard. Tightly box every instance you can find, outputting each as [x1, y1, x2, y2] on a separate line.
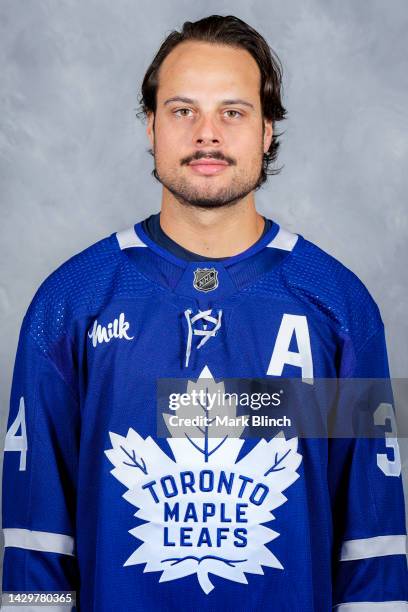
[152, 152, 264, 210]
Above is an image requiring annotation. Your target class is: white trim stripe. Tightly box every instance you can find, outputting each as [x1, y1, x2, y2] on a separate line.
[333, 602, 408, 611]
[340, 534, 407, 561]
[116, 226, 147, 250]
[4, 528, 75, 556]
[267, 227, 298, 251]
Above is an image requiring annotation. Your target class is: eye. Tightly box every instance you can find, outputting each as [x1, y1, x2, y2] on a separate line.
[224, 110, 243, 119]
[173, 108, 193, 117]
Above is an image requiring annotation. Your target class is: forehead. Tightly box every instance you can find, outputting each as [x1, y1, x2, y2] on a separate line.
[156, 41, 261, 103]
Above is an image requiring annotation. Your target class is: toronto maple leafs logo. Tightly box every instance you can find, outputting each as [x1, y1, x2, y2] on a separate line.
[104, 367, 302, 594]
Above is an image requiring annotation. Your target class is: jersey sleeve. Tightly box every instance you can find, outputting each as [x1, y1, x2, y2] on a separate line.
[329, 325, 408, 610]
[2, 309, 80, 608]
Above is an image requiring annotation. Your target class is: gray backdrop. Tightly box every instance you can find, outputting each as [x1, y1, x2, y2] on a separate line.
[1, 0, 407, 584]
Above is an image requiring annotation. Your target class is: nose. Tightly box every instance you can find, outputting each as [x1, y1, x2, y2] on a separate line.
[193, 114, 222, 147]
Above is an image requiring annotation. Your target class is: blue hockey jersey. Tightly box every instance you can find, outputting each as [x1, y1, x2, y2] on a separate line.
[2, 219, 407, 611]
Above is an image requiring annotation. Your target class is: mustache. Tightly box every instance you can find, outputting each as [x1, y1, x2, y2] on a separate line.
[181, 152, 236, 165]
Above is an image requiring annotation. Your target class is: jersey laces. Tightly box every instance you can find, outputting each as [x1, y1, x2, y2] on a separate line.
[183, 308, 223, 367]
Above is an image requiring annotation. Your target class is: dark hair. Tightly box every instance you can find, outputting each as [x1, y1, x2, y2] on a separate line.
[136, 15, 287, 187]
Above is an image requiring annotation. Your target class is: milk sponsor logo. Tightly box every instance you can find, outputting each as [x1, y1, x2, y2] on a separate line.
[88, 312, 134, 347]
[105, 367, 302, 593]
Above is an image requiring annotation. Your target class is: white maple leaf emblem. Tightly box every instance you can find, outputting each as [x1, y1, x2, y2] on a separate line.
[104, 366, 302, 594]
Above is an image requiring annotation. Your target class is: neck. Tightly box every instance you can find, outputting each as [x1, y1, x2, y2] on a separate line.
[159, 190, 265, 258]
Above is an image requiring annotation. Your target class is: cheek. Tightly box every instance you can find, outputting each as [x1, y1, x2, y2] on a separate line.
[154, 139, 185, 174]
[156, 115, 190, 142]
[231, 125, 263, 156]
[154, 125, 189, 161]
[237, 139, 264, 167]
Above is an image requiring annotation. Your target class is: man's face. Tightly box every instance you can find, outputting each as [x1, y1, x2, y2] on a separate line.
[146, 41, 273, 209]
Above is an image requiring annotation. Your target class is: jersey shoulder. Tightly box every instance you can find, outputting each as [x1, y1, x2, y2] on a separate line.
[22, 230, 151, 357]
[280, 234, 383, 351]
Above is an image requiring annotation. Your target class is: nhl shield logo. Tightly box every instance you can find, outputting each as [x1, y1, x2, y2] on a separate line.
[193, 268, 219, 292]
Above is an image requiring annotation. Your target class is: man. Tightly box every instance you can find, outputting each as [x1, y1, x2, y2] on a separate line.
[2, 14, 407, 611]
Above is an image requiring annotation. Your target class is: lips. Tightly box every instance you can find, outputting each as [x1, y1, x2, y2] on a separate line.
[188, 158, 229, 176]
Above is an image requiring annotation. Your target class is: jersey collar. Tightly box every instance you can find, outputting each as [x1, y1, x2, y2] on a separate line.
[115, 219, 299, 301]
[132, 220, 282, 267]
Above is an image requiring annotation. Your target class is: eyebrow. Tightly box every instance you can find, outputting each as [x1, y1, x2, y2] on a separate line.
[163, 96, 255, 110]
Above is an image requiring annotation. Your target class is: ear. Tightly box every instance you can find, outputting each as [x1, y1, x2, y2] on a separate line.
[146, 111, 155, 148]
[263, 118, 273, 154]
